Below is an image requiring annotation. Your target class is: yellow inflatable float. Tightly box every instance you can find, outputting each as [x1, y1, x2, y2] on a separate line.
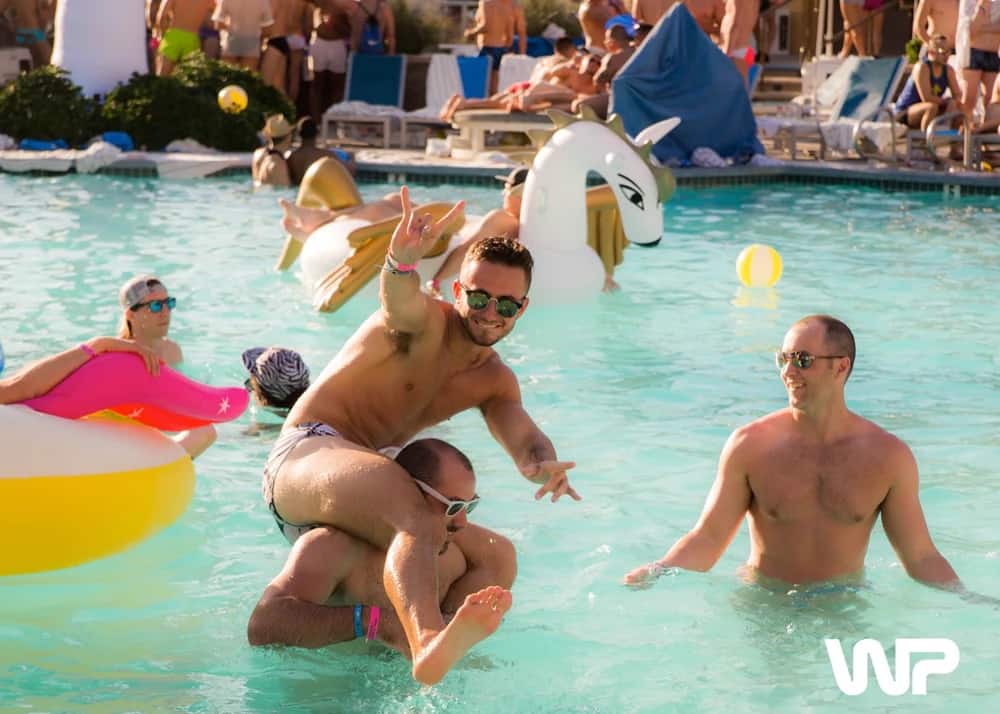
[0, 405, 195, 576]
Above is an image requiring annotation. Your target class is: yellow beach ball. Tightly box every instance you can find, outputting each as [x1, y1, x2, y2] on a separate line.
[736, 244, 783, 288]
[217, 85, 249, 114]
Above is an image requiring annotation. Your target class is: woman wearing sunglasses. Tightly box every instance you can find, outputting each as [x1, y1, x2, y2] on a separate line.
[116, 275, 216, 459]
[118, 275, 183, 367]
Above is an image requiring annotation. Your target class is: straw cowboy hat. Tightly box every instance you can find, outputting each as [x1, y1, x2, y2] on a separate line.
[263, 114, 293, 141]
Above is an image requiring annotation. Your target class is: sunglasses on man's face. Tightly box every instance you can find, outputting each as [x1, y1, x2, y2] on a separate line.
[461, 285, 523, 319]
[775, 351, 846, 370]
[413, 479, 480, 518]
[132, 297, 176, 313]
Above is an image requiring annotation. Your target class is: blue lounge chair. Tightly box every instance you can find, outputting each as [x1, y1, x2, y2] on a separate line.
[758, 56, 906, 159]
[457, 55, 491, 100]
[321, 54, 408, 149]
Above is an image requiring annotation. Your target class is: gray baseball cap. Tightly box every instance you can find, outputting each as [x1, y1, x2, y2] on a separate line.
[242, 347, 310, 402]
[120, 275, 165, 308]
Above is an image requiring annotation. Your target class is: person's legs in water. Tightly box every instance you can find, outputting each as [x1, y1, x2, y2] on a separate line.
[272, 434, 508, 684]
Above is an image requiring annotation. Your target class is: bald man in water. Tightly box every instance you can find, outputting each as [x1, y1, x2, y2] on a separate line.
[625, 315, 972, 597]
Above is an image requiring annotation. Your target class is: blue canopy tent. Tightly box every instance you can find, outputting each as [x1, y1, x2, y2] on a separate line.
[611, 4, 764, 164]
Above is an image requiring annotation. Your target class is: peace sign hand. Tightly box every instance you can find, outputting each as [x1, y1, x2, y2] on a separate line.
[388, 186, 465, 266]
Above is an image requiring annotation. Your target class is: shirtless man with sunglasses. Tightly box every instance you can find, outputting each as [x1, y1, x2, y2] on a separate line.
[262, 186, 578, 684]
[249, 438, 512, 658]
[624, 315, 975, 598]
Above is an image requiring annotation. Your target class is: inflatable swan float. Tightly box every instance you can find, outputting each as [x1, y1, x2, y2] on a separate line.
[277, 109, 678, 311]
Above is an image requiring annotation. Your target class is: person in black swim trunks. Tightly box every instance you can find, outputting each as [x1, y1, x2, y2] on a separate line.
[961, 0, 1000, 117]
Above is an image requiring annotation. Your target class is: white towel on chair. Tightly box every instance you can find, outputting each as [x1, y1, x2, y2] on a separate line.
[497, 54, 538, 93]
[420, 53, 462, 114]
[819, 118, 906, 155]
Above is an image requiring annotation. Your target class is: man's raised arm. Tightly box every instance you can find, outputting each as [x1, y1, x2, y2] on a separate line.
[623, 428, 753, 587]
[379, 186, 464, 334]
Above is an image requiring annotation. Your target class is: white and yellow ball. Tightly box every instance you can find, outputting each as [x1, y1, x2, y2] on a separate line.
[217, 85, 249, 114]
[736, 243, 783, 288]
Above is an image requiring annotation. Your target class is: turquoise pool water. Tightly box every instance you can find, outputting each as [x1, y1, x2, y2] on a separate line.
[1, 174, 998, 713]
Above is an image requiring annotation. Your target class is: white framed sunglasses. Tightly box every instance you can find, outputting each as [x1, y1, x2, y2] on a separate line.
[413, 479, 480, 517]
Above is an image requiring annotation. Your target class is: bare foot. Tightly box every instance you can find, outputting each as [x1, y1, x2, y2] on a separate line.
[602, 275, 620, 293]
[439, 94, 460, 122]
[279, 198, 308, 242]
[410, 585, 512, 685]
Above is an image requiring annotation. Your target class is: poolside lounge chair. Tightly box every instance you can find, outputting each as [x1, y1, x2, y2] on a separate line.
[320, 54, 407, 149]
[399, 53, 464, 148]
[757, 57, 906, 160]
[446, 109, 553, 159]
[497, 54, 538, 92]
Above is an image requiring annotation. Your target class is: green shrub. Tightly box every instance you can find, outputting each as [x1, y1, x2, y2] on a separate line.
[522, 0, 581, 38]
[172, 54, 295, 133]
[101, 55, 295, 151]
[0, 66, 100, 145]
[390, 0, 449, 53]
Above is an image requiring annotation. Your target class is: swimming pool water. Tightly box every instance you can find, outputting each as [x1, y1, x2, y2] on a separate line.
[1, 174, 998, 713]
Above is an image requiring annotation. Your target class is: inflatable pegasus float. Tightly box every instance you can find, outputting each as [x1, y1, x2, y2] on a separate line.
[277, 108, 678, 311]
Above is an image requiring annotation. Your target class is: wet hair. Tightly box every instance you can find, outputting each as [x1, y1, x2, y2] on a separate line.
[608, 25, 630, 46]
[254, 379, 309, 410]
[395, 438, 473, 488]
[635, 23, 653, 44]
[554, 37, 575, 54]
[795, 314, 856, 380]
[298, 117, 318, 140]
[463, 235, 534, 290]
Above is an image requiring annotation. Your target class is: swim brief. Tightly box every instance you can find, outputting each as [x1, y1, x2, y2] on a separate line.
[159, 27, 201, 62]
[965, 47, 1000, 73]
[478, 45, 507, 71]
[267, 36, 290, 56]
[262, 422, 403, 544]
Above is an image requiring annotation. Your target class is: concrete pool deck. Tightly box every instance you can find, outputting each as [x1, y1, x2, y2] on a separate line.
[2, 145, 999, 195]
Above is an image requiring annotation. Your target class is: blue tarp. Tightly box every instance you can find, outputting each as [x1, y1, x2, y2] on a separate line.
[610, 4, 764, 164]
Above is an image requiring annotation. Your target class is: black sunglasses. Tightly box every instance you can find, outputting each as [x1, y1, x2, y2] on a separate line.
[775, 351, 846, 370]
[132, 297, 176, 313]
[460, 284, 524, 319]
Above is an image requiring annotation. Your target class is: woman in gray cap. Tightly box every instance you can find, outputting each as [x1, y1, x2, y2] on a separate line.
[117, 275, 183, 367]
[117, 274, 217, 458]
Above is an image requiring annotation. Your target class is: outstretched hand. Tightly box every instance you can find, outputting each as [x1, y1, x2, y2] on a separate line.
[388, 186, 464, 267]
[521, 460, 580, 502]
[623, 563, 667, 590]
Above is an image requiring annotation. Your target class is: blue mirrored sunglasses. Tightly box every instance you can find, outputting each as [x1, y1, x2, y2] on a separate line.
[132, 297, 176, 313]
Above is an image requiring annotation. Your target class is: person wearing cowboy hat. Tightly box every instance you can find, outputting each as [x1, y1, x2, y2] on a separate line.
[252, 114, 294, 187]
